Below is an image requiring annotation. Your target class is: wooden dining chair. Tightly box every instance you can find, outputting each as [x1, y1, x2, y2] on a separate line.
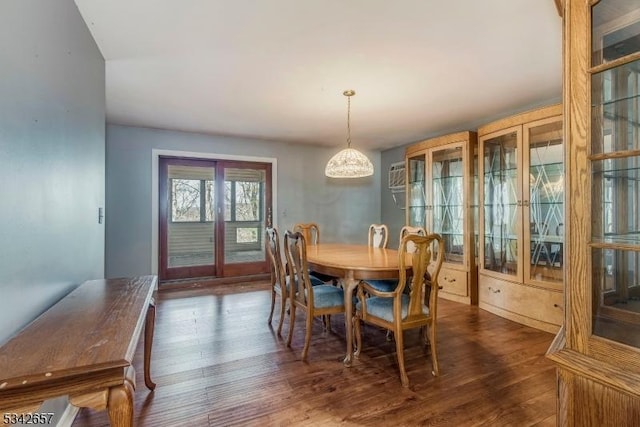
[293, 222, 320, 245]
[265, 227, 288, 336]
[400, 225, 427, 252]
[364, 225, 427, 293]
[284, 230, 345, 361]
[293, 222, 337, 284]
[354, 232, 444, 387]
[368, 224, 389, 249]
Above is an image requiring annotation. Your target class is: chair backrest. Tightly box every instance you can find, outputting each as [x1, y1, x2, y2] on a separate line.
[368, 224, 389, 248]
[397, 233, 444, 318]
[265, 227, 286, 294]
[283, 230, 314, 307]
[399, 225, 427, 253]
[293, 223, 320, 245]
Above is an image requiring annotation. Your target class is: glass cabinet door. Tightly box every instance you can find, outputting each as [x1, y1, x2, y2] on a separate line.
[430, 144, 465, 265]
[524, 119, 564, 287]
[591, 0, 640, 348]
[481, 130, 521, 278]
[407, 155, 426, 229]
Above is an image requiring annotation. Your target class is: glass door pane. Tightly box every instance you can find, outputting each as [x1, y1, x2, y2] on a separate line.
[168, 165, 215, 268]
[407, 155, 426, 229]
[222, 166, 270, 275]
[482, 132, 520, 277]
[526, 120, 564, 285]
[160, 158, 272, 281]
[431, 145, 465, 264]
[591, 0, 640, 348]
[159, 158, 217, 281]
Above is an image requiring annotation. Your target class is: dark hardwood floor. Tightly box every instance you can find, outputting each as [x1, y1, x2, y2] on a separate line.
[73, 281, 557, 426]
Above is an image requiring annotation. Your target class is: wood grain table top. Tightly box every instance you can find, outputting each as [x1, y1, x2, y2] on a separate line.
[305, 243, 410, 280]
[0, 275, 157, 391]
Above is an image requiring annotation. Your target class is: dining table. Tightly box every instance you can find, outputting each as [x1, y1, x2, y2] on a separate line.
[305, 243, 410, 366]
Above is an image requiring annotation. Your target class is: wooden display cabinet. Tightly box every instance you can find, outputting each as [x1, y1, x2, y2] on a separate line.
[547, 0, 640, 425]
[477, 104, 564, 333]
[405, 131, 477, 304]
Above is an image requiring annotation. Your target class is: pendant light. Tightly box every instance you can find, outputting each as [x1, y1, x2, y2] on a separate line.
[325, 90, 374, 178]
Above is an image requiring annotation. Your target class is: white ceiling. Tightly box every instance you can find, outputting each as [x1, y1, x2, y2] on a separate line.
[74, 0, 562, 151]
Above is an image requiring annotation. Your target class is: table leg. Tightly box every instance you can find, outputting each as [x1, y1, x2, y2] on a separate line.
[107, 382, 134, 427]
[144, 299, 156, 391]
[342, 273, 358, 367]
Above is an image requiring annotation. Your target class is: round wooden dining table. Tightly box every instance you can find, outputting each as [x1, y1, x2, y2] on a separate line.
[305, 243, 409, 366]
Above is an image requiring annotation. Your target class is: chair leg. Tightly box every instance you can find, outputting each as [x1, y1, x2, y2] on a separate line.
[395, 328, 409, 388]
[286, 304, 296, 348]
[268, 289, 276, 325]
[421, 325, 429, 345]
[324, 314, 332, 333]
[276, 295, 286, 336]
[302, 310, 313, 361]
[354, 315, 362, 358]
[428, 324, 439, 377]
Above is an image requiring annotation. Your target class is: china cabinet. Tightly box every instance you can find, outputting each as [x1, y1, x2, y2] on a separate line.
[477, 104, 564, 333]
[405, 131, 477, 304]
[547, 1, 640, 424]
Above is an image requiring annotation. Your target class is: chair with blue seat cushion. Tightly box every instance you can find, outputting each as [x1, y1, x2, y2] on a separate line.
[293, 222, 338, 285]
[354, 232, 444, 388]
[265, 227, 324, 338]
[364, 225, 427, 293]
[284, 230, 345, 361]
[265, 227, 288, 336]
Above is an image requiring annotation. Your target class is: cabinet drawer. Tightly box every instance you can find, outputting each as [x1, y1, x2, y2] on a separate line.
[479, 275, 563, 327]
[439, 267, 468, 297]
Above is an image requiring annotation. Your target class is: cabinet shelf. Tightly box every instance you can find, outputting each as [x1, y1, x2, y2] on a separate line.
[433, 204, 464, 208]
[528, 201, 564, 206]
[592, 233, 640, 245]
[432, 175, 464, 181]
[597, 92, 640, 108]
[484, 167, 518, 174]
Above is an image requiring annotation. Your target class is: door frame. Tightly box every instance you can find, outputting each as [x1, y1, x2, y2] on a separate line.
[151, 149, 278, 277]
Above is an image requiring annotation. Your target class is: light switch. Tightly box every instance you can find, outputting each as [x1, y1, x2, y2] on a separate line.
[98, 207, 104, 224]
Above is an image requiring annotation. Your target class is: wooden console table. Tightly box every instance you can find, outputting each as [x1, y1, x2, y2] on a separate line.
[0, 275, 157, 427]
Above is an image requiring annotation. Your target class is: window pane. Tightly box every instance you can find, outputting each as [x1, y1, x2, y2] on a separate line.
[592, 157, 640, 245]
[205, 180, 215, 221]
[235, 181, 260, 221]
[237, 227, 258, 243]
[171, 179, 201, 222]
[592, 247, 640, 348]
[224, 181, 232, 220]
[591, 60, 640, 155]
[592, 1, 640, 67]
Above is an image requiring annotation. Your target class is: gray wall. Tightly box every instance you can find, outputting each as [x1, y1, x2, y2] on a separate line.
[106, 125, 381, 279]
[0, 0, 105, 343]
[0, 0, 105, 422]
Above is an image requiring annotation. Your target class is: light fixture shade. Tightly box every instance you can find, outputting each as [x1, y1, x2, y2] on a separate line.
[325, 147, 374, 178]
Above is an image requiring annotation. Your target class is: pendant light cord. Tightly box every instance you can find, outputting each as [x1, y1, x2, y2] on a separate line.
[346, 95, 352, 148]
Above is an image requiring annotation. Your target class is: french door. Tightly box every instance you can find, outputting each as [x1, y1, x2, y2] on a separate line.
[159, 157, 272, 281]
